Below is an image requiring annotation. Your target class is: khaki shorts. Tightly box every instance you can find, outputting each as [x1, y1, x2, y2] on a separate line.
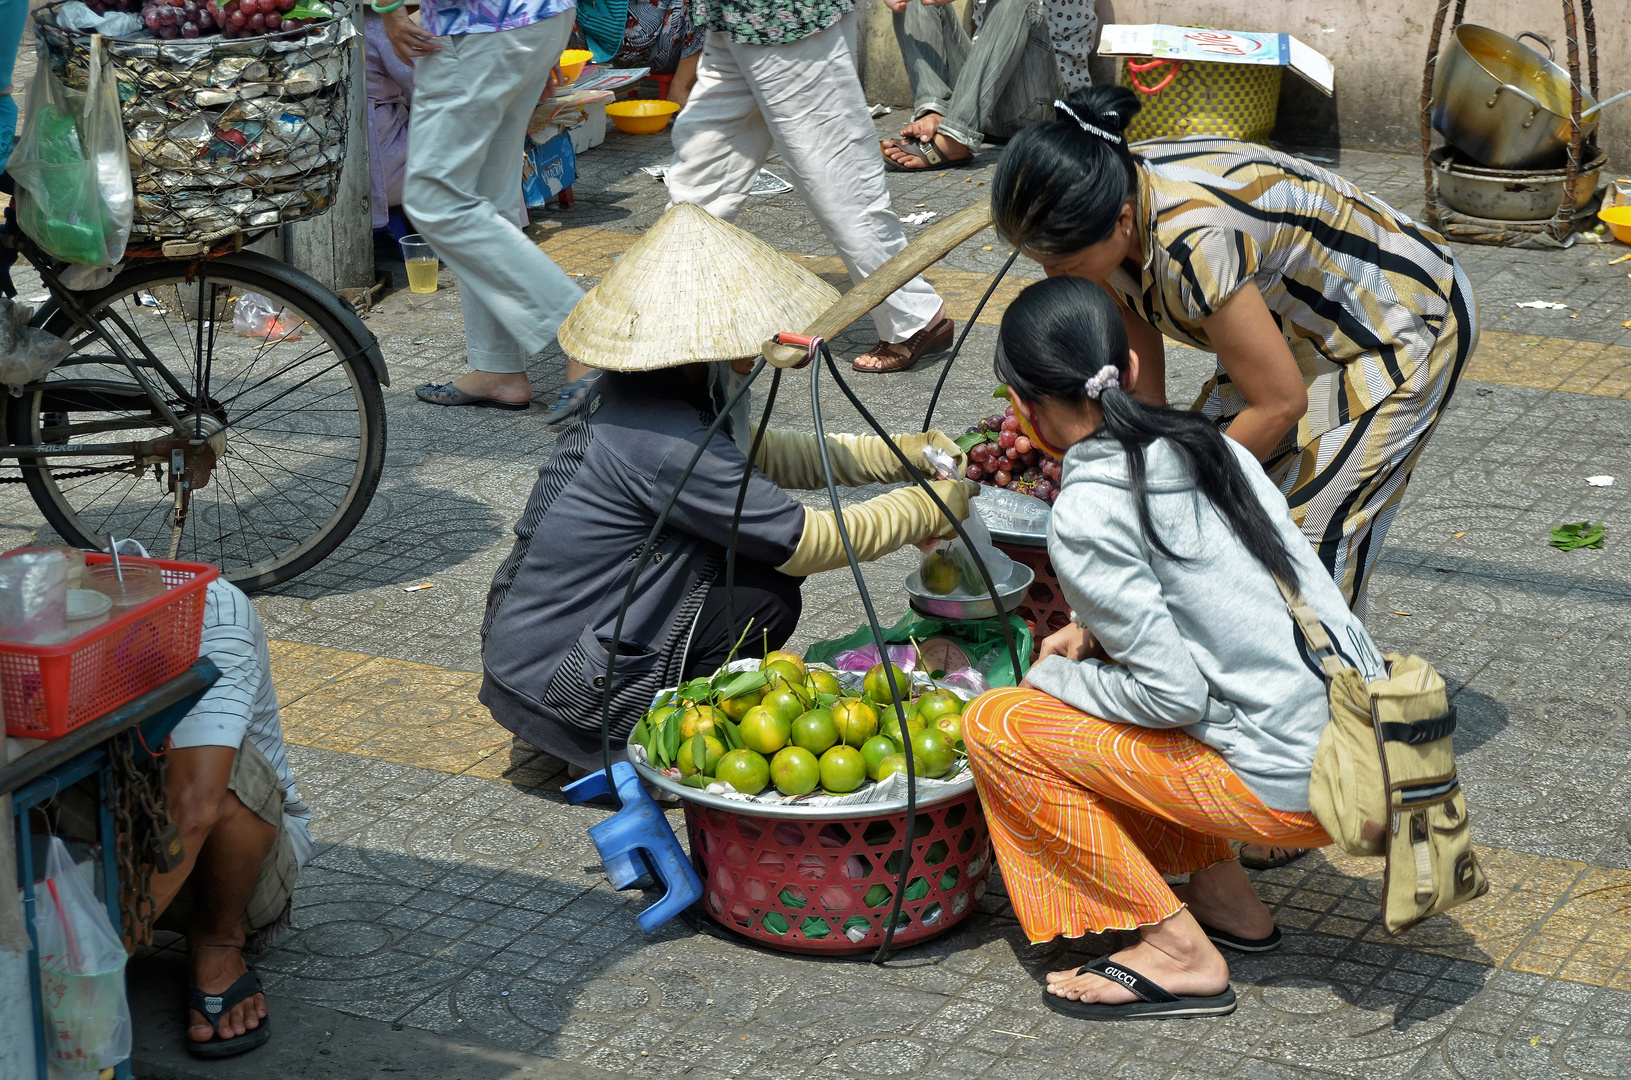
[157, 740, 297, 947]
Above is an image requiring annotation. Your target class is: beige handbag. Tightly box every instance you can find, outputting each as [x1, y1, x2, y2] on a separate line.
[1278, 582, 1488, 934]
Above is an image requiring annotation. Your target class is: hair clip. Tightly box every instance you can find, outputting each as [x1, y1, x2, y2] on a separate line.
[1083, 364, 1121, 400]
[1054, 101, 1123, 145]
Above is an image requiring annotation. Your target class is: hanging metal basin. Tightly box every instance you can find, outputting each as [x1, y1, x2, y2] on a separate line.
[1431, 144, 1606, 221]
[1431, 25, 1597, 169]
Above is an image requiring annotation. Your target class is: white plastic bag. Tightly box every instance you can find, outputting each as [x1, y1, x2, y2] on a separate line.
[32, 837, 131, 1073]
[232, 292, 303, 341]
[0, 300, 73, 392]
[10, 37, 134, 268]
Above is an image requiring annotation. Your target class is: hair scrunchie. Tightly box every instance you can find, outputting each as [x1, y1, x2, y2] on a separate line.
[1083, 364, 1121, 400]
[1054, 100, 1124, 146]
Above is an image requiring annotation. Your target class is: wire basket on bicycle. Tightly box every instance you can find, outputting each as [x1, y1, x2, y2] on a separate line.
[31, 0, 353, 248]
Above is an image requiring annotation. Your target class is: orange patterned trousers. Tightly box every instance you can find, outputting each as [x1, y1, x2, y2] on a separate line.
[962, 687, 1330, 943]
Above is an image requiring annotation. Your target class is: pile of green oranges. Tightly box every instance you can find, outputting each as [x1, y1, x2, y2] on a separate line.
[636, 651, 967, 797]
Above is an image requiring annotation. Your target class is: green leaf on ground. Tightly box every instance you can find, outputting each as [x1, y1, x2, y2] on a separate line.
[1549, 521, 1606, 550]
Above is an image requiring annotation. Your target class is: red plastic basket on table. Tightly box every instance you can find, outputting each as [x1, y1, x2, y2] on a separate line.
[686, 789, 992, 955]
[0, 554, 219, 740]
[992, 541, 1070, 655]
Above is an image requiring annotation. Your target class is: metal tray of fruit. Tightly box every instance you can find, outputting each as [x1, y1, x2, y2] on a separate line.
[629, 751, 974, 820]
[906, 561, 1033, 621]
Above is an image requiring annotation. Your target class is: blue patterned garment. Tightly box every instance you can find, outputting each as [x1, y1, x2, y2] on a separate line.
[612, 0, 703, 73]
[420, 0, 577, 38]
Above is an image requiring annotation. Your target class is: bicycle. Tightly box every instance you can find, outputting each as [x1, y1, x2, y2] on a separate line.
[0, 226, 389, 592]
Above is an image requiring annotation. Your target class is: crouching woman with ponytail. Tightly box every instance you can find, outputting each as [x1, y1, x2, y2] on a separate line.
[962, 277, 1387, 1021]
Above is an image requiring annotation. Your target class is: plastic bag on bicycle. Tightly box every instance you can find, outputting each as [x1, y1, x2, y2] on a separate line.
[0, 297, 71, 390]
[9, 38, 133, 268]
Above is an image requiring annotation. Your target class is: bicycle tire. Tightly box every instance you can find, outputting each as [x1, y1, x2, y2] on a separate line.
[9, 252, 387, 592]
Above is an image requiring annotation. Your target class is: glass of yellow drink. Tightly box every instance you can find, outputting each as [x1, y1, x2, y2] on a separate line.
[400, 234, 439, 294]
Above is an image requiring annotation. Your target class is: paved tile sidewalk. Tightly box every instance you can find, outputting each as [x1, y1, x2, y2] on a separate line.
[4, 123, 1630, 1077]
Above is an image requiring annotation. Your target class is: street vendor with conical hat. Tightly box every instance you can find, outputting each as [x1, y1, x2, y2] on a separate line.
[480, 204, 978, 772]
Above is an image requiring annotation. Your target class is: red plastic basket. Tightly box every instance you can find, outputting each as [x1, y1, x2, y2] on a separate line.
[993, 541, 1070, 652]
[0, 553, 218, 740]
[686, 789, 992, 955]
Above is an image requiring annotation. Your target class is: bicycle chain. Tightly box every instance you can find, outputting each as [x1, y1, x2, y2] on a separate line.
[0, 465, 137, 485]
[109, 733, 179, 948]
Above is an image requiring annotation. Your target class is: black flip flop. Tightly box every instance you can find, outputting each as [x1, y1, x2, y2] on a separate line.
[881, 138, 976, 172]
[1199, 921, 1283, 953]
[415, 382, 530, 410]
[1238, 845, 1310, 871]
[186, 969, 272, 1059]
[1043, 957, 1237, 1021]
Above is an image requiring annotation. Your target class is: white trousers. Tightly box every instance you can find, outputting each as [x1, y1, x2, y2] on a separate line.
[665, 7, 943, 344]
[404, 15, 583, 373]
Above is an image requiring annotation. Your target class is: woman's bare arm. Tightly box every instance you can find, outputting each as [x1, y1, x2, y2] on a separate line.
[1201, 281, 1306, 462]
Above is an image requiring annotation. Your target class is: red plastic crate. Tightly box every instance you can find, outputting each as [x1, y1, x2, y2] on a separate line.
[993, 541, 1070, 654]
[686, 790, 992, 955]
[0, 553, 219, 740]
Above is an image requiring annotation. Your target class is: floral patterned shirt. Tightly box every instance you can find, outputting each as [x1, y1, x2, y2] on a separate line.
[420, 0, 578, 38]
[692, 0, 852, 46]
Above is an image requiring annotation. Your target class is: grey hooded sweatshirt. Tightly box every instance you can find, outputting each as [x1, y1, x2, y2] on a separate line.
[1023, 435, 1385, 813]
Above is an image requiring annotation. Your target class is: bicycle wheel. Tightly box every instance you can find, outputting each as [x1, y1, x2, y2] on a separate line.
[9, 252, 387, 592]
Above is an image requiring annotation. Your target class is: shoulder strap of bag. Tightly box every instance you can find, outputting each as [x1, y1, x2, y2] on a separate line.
[1273, 577, 1349, 681]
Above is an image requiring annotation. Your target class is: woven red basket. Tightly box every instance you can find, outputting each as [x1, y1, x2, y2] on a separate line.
[993, 541, 1070, 651]
[0, 554, 218, 740]
[686, 789, 992, 955]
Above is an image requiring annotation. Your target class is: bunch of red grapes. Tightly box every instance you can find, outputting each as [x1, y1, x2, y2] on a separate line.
[142, 0, 215, 38]
[209, 0, 316, 38]
[82, 0, 140, 14]
[963, 401, 1063, 504]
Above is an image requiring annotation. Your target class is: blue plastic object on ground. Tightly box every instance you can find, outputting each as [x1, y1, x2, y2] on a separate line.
[562, 761, 703, 934]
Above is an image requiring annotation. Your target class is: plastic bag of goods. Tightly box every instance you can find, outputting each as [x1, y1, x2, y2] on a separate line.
[233, 292, 303, 341]
[32, 837, 133, 1072]
[10, 40, 134, 268]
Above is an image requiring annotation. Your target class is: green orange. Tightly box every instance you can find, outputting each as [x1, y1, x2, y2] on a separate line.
[831, 698, 879, 748]
[862, 662, 912, 705]
[679, 704, 726, 739]
[790, 708, 839, 756]
[805, 668, 841, 697]
[677, 734, 725, 777]
[738, 705, 791, 755]
[874, 754, 907, 783]
[860, 735, 898, 780]
[717, 688, 763, 722]
[935, 711, 964, 749]
[819, 745, 866, 793]
[910, 728, 956, 778]
[914, 689, 964, 724]
[760, 684, 811, 723]
[761, 658, 806, 690]
[880, 707, 926, 747]
[771, 746, 819, 796]
[761, 650, 807, 677]
[715, 749, 770, 795]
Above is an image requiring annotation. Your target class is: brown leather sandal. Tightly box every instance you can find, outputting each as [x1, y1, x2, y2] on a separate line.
[853, 316, 955, 373]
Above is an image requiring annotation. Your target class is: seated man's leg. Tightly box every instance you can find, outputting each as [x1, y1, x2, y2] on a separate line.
[154, 745, 282, 1049]
[883, 0, 1048, 169]
[890, 0, 967, 146]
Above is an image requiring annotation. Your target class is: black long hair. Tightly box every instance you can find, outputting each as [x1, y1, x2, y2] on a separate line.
[995, 277, 1299, 587]
[992, 85, 1144, 254]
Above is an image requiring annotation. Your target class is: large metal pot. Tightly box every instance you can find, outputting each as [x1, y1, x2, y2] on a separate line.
[1431, 144, 1606, 221]
[1431, 25, 1597, 169]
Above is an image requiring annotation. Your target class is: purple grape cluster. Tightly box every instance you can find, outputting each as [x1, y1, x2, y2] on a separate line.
[210, 0, 317, 38]
[142, 0, 215, 39]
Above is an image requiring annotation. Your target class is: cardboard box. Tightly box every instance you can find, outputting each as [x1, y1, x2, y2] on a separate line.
[1098, 25, 1334, 96]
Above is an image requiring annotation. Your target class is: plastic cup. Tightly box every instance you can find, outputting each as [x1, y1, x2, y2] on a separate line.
[400, 234, 439, 294]
[86, 560, 164, 609]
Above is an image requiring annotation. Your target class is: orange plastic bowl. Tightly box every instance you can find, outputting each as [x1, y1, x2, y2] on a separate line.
[606, 99, 681, 135]
[558, 48, 594, 84]
[1598, 205, 1631, 244]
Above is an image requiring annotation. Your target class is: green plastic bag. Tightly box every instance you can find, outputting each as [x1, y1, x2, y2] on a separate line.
[11, 37, 133, 267]
[804, 611, 1033, 689]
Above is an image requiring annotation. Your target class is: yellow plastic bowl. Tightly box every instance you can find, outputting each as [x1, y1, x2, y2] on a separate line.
[606, 99, 681, 135]
[558, 49, 594, 85]
[1598, 205, 1631, 243]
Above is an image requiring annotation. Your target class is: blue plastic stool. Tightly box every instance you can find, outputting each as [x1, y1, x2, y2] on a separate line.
[563, 761, 704, 934]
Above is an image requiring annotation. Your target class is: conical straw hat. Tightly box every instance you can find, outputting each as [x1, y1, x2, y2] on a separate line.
[558, 202, 841, 372]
